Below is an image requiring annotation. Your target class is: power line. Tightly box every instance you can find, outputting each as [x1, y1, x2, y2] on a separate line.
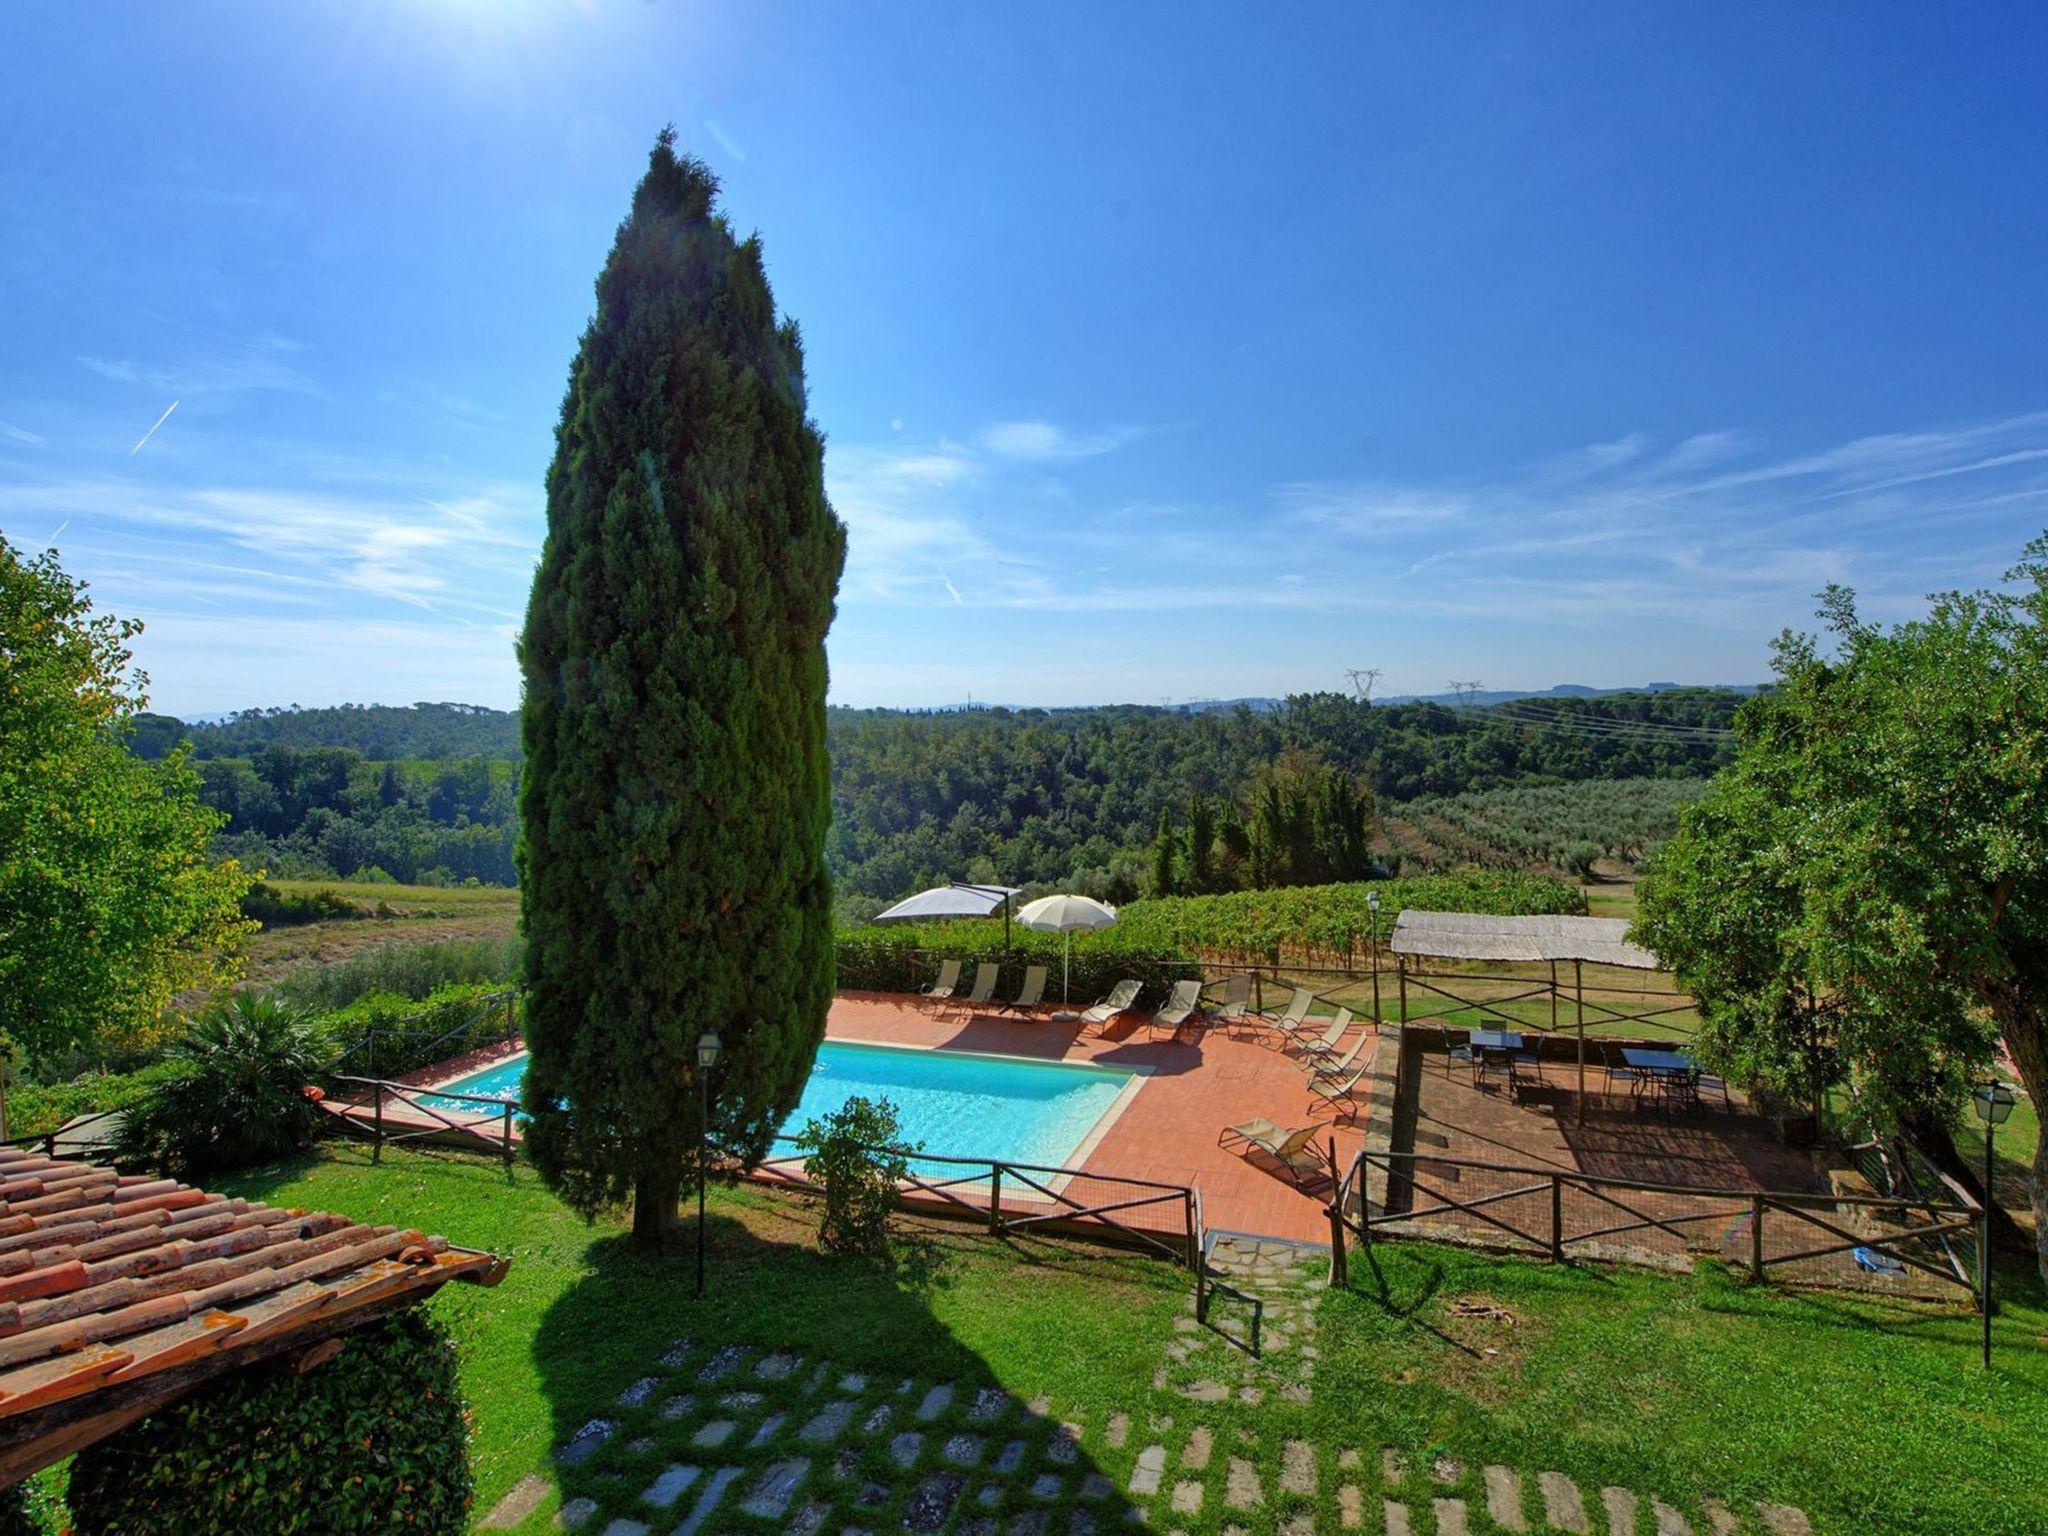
[1481, 704, 1734, 742]
[1486, 701, 1734, 734]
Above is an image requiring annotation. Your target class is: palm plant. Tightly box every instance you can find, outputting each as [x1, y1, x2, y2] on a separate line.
[110, 992, 331, 1177]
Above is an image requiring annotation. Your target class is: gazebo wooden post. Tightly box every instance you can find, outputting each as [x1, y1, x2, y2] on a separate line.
[1575, 958, 1587, 1125]
[1396, 955, 1407, 1027]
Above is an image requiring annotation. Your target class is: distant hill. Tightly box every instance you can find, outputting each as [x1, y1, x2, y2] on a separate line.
[132, 703, 520, 762]
[137, 690, 1753, 898]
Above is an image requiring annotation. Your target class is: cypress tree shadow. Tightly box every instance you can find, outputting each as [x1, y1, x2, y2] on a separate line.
[530, 1205, 1138, 1534]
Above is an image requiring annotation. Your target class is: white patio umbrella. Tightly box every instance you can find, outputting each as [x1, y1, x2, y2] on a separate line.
[1015, 894, 1118, 1009]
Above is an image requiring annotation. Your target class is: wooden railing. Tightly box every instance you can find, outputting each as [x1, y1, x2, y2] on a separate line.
[757, 1135, 1203, 1269]
[0, 1106, 127, 1158]
[329, 989, 520, 1080]
[325, 1074, 519, 1165]
[1328, 1145, 1982, 1299]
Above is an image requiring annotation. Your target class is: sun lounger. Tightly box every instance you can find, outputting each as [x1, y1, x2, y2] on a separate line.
[1265, 987, 1315, 1042]
[1080, 979, 1142, 1027]
[1295, 1007, 1353, 1061]
[1208, 974, 1252, 1030]
[999, 965, 1048, 1013]
[1311, 1024, 1372, 1081]
[1307, 1060, 1372, 1116]
[953, 962, 999, 1009]
[1218, 1117, 1327, 1189]
[1152, 979, 1204, 1034]
[920, 958, 963, 1000]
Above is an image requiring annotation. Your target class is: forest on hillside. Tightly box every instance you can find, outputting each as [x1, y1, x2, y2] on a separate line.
[132, 690, 1742, 896]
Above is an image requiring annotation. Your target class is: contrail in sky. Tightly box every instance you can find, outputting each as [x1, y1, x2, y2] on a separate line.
[130, 398, 179, 455]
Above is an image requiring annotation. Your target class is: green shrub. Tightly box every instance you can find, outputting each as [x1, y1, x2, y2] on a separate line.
[109, 993, 329, 1177]
[3, 1059, 185, 1142]
[275, 936, 523, 1011]
[315, 982, 518, 1079]
[795, 1095, 915, 1254]
[239, 880, 375, 927]
[67, 1308, 471, 1536]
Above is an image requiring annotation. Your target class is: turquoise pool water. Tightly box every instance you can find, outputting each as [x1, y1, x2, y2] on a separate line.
[418, 1040, 1135, 1169]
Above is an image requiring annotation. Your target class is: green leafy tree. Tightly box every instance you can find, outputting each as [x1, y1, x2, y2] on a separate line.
[1636, 536, 2048, 1276]
[0, 539, 252, 1082]
[518, 130, 846, 1245]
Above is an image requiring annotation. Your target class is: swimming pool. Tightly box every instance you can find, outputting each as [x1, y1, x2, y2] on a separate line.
[417, 1040, 1141, 1170]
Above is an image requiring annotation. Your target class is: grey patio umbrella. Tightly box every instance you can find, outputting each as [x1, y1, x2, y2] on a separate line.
[871, 882, 1022, 951]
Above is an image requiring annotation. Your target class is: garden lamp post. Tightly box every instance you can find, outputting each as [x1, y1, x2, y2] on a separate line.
[1367, 888, 1382, 1023]
[695, 1029, 723, 1299]
[1971, 1078, 2015, 1368]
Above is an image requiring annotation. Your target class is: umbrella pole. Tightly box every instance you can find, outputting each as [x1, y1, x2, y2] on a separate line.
[1063, 932, 1071, 1005]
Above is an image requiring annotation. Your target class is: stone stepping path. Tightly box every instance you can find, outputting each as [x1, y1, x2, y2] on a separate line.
[511, 1331, 1819, 1536]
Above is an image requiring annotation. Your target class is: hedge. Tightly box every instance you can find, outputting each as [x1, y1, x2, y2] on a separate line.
[67, 1309, 472, 1536]
[834, 924, 1200, 1005]
[834, 871, 1588, 997]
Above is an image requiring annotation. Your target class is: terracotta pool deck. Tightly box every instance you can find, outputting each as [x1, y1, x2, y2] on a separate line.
[827, 992, 1373, 1244]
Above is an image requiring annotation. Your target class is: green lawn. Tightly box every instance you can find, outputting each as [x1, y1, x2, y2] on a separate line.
[130, 1143, 2048, 1534]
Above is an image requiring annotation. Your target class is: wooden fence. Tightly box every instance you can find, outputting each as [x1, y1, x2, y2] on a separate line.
[1327, 1144, 1983, 1299]
[324, 1074, 519, 1165]
[756, 1136, 1204, 1269]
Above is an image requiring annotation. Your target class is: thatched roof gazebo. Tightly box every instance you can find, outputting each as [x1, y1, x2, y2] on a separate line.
[1388, 910, 1681, 1120]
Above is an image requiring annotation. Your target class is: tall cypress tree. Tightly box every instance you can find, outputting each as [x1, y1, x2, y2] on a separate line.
[517, 130, 846, 1245]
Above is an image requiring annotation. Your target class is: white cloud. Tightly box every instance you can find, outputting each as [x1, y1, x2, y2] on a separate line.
[978, 420, 1133, 461]
[0, 471, 539, 618]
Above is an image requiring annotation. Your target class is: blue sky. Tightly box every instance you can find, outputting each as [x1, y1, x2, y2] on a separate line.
[3, 3, 2045, 716]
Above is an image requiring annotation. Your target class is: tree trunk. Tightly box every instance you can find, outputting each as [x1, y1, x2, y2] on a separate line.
[631, 1168, 683, 1248]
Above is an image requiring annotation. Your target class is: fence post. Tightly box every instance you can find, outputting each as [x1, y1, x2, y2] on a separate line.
[1550, 1174, 1564, 1262]
[502, 1103, 515, 1165]
[1184, 1188, 1198, 1271]
[372, 1089, 384, 1164]
[1749, 1194, 1765, 1282]
[989, 1164, 1003, 1234]
[1325, 1139, 1348, 1286]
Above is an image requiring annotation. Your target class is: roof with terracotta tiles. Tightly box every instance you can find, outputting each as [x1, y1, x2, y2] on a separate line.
[0, 1143, 505, 1479]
